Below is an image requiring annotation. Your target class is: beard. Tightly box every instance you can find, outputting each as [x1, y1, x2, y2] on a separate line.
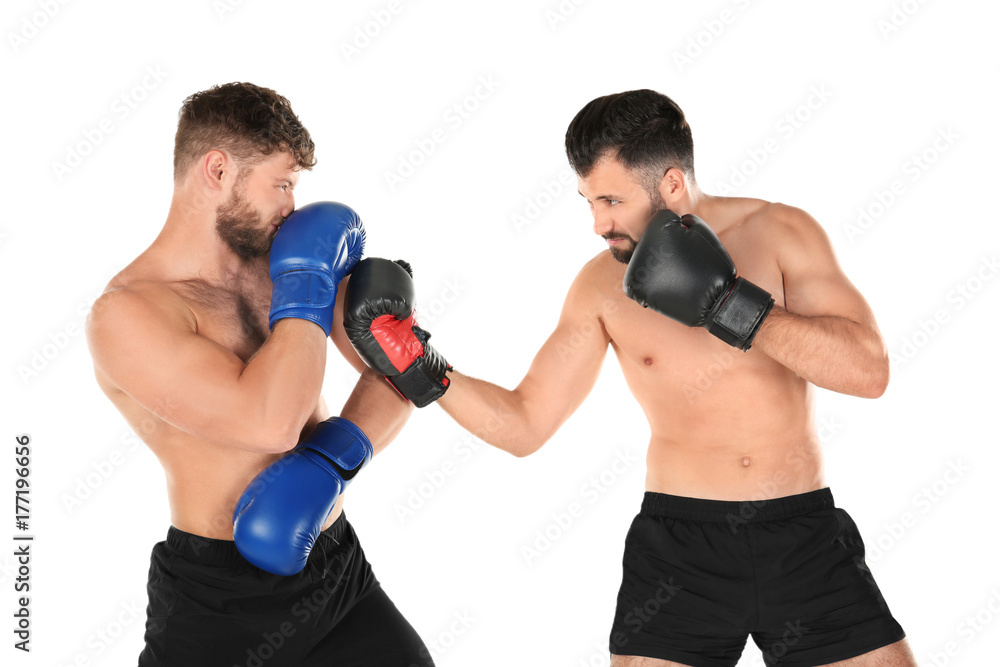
[605, 232, 637, 264]
[215, 185, 280, 261]
[606, 189, 668, 265]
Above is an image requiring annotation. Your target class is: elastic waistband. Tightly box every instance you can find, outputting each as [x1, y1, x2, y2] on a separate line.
[165, 511, 348, 567]
[640, 488, 834, 523]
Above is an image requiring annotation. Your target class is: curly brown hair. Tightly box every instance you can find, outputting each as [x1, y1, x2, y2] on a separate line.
[173, 82, 316, 180]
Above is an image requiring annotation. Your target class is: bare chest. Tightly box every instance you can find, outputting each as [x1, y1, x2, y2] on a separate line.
[176, 276, 271, 363]
[600, 228, 786, 380]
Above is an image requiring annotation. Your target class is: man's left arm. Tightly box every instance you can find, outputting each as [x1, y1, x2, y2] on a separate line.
[339, 368, 413, 455]
[331, 275, 414, 454]
[751, 205, 889, 398]
[231, 280, 413, 575]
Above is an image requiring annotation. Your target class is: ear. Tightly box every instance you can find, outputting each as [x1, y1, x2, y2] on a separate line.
[657, 167, 688, 206]
[200, 150, 231, 192]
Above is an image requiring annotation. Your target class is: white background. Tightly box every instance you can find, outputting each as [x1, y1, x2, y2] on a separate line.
[3, 0, 999, 665]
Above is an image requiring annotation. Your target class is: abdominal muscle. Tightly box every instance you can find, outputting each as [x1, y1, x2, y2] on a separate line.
[614, 340, 826, 502]
[100, 376, 342, 541]
[643, 433, 825, 502]
[162, 438, 346, 541]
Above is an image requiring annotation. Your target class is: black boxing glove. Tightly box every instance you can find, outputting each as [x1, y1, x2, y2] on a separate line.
[623, 210, 774, 351]
[344, 258, 452, 407]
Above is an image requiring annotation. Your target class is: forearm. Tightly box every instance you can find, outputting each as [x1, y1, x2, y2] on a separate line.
[338, 258, 601, 457]
[752, 305, 889, 398]
[437, 371, 542, 457]
[236, 319, 328, 450]
[340, 369, 414, 455]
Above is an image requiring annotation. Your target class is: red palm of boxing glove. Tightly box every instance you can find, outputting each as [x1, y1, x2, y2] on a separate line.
[344, 259, 451, 407]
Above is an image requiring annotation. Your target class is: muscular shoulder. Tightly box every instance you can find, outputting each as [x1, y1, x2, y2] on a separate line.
[747, 203, 839, 286]
[744, 202, 835, 268]
[741, 201, 827, 240]
[573, 251, 623, 296]
[558, 251, 625, 325]
[88, 281, 196, 351]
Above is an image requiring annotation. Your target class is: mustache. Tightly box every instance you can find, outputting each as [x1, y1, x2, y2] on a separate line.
[602, 232, 635, 242]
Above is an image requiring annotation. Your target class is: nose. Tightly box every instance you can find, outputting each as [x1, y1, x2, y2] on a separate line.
[281, 196, 295, 220]
[593, 211, 614, 237]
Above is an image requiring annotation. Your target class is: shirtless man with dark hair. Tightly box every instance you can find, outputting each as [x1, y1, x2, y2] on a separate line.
[341, 89, 918, 666]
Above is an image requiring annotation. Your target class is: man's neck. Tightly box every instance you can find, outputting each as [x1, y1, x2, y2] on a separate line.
[686, 191, 742, 234]
[151, 193, 265, 285]
[678, 185, 709, 218]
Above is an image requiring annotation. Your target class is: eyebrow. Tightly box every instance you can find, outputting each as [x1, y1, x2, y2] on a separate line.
[578, 190, 620, 201]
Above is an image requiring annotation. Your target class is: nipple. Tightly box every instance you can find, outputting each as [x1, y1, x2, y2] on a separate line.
[742, 456, 751, 468]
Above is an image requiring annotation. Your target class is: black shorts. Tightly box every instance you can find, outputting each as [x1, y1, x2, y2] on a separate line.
[138, 512, 433, 667]
[609, 488, 905, 667]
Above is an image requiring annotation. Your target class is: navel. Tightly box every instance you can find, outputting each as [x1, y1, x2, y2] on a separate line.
[742, 456, 751, 468]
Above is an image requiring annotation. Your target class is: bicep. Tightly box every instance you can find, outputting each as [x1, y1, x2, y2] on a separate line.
[330, 274, 367, 373]
[778, 209, 878, 327]
[87, 289, 268, 446]
[512, 279, 610, 440]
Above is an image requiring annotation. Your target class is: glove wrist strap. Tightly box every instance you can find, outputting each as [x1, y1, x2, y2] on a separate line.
[707, 278, 774, 351]
[269, 272, 337, 335]
[388, 346, 452, 408]
[297, 417, 373, 483]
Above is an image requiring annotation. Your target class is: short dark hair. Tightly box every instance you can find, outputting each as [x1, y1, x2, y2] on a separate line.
[173, 82, 316, 180]
[564, 89, 695, 193]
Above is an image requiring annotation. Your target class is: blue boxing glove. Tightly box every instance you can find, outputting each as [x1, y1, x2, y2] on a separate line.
[232, 417, 372, 575]
[269, 201, 366, 336]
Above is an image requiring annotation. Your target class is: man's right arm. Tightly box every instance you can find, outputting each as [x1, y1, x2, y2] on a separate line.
[437, 265, 610, 457]
[86, 283, 326, 454]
